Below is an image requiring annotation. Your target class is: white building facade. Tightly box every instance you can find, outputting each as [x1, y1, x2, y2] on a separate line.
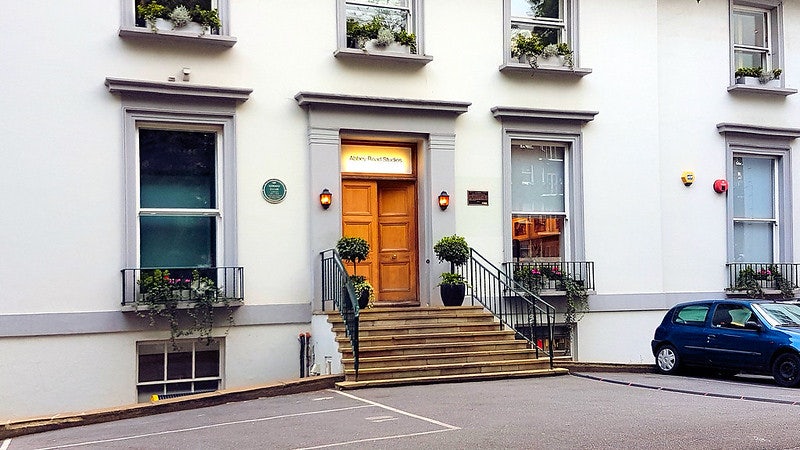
[2, 0, 799, 420]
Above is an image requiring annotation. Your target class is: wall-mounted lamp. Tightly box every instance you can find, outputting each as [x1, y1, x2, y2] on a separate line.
[320, 188, 332, 209]
[438, 191, 450, 210]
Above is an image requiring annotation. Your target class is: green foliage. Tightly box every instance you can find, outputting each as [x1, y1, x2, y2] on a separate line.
[336, 236, 370, 267]
[345, 16, 417, 53]
[735, 66, 763, 78]
[732, 265, 796, 299]
[511, 31, 573, 69]
[349, 275, 374, 307]
[136, 0, 220, 34]
[562, 276, 588, 323]
[439, 272, 465, 285]
[433, 235, 470, 268]
[137, 269, 234, 347]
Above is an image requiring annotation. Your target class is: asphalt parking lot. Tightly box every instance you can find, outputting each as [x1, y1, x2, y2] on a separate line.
[6, 372, 800, 449]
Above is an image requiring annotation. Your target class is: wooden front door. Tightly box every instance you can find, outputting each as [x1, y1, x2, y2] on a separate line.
[342, 180, 418, 305]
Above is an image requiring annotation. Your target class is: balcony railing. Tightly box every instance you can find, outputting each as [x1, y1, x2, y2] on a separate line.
[502, 261, 595, 294]
[726, 262, 799, 298]
[121, 267, 245, 306]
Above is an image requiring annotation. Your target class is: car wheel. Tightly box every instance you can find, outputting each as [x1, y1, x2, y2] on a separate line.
[655, 344, 680, 375]
[772, 353, 800, 388]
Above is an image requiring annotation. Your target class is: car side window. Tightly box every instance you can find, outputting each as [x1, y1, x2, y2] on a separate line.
[712, 304, 754, 329]
[673, 304, 710, 326]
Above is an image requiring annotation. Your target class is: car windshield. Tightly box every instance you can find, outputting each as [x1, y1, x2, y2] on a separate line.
[753, 303, 800, 327]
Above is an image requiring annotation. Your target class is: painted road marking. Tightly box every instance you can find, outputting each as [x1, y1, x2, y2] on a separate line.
[365, 415, 398, 423]
[330, 389, 460, 430]
[27, 405, 374, 450]
[2, 438, 11, 450]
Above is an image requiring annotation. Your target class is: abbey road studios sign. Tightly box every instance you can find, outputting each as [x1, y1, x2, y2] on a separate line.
[341, 144, 413, 174]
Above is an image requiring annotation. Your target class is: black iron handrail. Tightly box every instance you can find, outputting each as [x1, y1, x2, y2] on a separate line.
[121, 266, 244, 306]
[503, 261, 595, 293]
[458, 248, 556, 367]
[321, 249, 360, 379]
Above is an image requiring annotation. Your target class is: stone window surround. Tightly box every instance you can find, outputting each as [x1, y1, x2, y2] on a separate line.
[333, 0, 432, 64]
[105, 77, 251, 274]
[500, 0, 591, 77]
[118, 0, 236, 47]
[493, 106, 598, 263]
[718, 122, 800, 262]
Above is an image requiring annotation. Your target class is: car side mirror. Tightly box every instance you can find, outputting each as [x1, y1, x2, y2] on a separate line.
[745, 320, 762, 331]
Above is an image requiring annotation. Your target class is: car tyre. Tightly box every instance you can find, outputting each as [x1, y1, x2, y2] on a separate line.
[772, 353, 800, 388]
[655, 344, 680, 375]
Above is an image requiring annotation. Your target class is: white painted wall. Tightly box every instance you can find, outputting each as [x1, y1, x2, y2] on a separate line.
[3, 0, 800, 419]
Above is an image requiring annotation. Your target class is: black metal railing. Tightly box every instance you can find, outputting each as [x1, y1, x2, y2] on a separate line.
[726, 262, 800, 296]
[121, 267, 244, 306]
[321, 249, 360, 379]
[503, 261, 595, 293]
[459, 248, 556, 367]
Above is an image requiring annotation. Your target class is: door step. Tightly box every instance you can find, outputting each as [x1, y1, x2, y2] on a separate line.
[336, 368, 569, 389]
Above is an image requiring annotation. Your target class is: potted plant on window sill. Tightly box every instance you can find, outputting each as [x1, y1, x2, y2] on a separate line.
[434, 234, 470, 306]
[137, 1, 222, 35]
[136, 269, 235, 347]
[511, 31, 573, 69]
[735, 67, 782, 88]
[346, 17, 417, 55]
[336, 236, 374, 309]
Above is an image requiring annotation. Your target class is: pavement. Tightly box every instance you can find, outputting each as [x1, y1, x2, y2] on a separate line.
[4, 362, 799, 441]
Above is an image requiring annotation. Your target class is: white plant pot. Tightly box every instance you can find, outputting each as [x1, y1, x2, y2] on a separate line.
[364, 39, 411, 54]
[735, 76, 761, 86]
[150, 18, 205, 34]
[537, 55, 566, 67]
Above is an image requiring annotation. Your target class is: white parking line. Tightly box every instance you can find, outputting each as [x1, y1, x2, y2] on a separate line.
[2, 438, 11, 450]
[27, 405, 374, 450]
[330, 389, 461, 430]
[294, 389, 462, 449]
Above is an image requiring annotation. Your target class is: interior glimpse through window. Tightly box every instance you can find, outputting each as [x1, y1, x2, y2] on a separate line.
[732, 7, 769, 69]
[511, 142, 567, 260]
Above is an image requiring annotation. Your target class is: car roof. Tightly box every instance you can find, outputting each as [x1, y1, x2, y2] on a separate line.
[671, 299, 795, 308]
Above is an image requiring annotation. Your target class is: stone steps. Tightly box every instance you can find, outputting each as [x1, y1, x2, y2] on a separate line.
[326, 306, 568, 387]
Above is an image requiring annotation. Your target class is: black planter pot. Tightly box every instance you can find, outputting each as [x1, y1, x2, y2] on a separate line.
[357, 288, 370, 309]
[440, 283, 466, 307]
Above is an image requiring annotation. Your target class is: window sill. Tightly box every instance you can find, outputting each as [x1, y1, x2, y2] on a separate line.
[499, 62, 592, 77]
[727, 84, 797, 96]
[119, 26, 237, 48]
[334, 47, 433, 65]
[121, 298, 243, 313]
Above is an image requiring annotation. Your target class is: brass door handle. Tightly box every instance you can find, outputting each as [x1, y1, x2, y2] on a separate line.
[391, 254, 397, 260]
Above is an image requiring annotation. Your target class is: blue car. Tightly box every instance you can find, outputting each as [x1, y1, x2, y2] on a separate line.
[651, 299, 800, 387]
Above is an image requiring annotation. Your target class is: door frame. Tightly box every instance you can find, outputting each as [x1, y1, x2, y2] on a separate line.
[340, 140, 420, 305]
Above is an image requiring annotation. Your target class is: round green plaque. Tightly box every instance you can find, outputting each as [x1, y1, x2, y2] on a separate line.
[262, 179, 287, 204]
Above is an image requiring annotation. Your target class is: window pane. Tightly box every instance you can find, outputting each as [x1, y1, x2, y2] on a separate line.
[346, 4, 409, 31]
[138, 353, 165, 382]
[167, 347, 193, 380]
[733, 10, 767, 47]
[512, 215, 563, 258]
[512, 144, 565, 213]
[194, 380, 220, 392]
[733, 221, 773, 262]
[733, 157, 774, 219]
[140, 129, 216, 209]
[140, 216, 216, 268]
[734, 50, 766, 70]
[511, 0, 562, 20]
[195, 341, 220, 378]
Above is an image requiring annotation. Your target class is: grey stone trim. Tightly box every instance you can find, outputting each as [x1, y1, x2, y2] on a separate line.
[588, 292, 726, 313]
[333, 49, 433, 65]
[105, 78, 252, 103]
[492, 106, 598, 123]
[498, 64, 592, 77]
[727, 84, 797, 96]
[118, 27, 237, 47]
[295, 92, 470, 115]
[717, 123, 800, 140]
[0, 304, 311, 338]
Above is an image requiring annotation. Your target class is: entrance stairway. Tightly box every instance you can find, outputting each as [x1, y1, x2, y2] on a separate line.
[327, 305, 568, 389]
